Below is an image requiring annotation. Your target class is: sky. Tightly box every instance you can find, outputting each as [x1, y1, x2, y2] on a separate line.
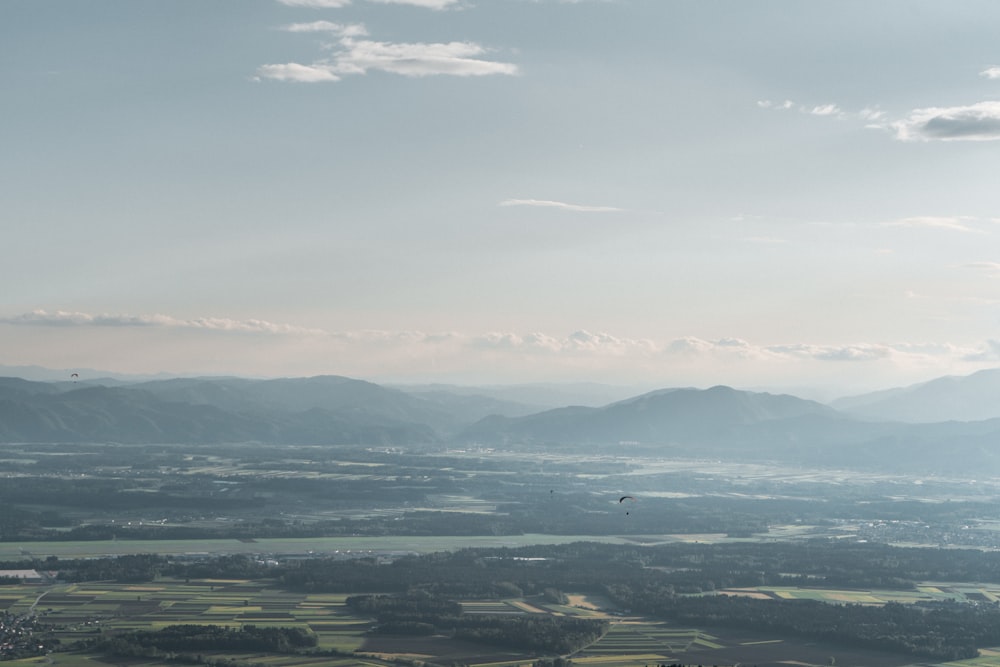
[3, 0, 1000, 398]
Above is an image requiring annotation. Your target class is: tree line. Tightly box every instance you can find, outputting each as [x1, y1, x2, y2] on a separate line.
[346, 592, 608, 654]
[23, 539, 1000, 661]
[73, 624, 316, 659]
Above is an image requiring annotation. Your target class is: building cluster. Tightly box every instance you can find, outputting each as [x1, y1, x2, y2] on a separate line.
[0, 612, 44, 659]
[855, 520, 1000, 548]
[0, 570, 45, 584]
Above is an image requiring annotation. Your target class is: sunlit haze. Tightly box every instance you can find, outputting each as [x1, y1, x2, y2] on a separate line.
[4, 1, 1000, 397]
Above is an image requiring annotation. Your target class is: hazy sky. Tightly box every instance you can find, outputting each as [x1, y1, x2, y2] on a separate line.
[4, 0, 1000, 396]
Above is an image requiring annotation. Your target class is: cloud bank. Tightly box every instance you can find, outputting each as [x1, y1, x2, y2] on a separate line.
[7, 309, 1000, 394]
[1, 310, 325, 335]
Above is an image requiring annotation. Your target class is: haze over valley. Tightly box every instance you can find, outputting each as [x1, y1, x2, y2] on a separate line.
[5, 1, 1000, 665]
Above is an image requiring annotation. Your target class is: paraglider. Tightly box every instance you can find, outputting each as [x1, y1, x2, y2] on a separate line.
[70, 373, 79, 383]
[619, 495, 636, 516]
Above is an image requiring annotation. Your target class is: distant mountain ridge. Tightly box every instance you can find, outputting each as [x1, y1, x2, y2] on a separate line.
[460, 386, 839, 445]
[0, 376, 443, 445]
[832, 368, 1000, 423]
[3, 369, 1000, 474]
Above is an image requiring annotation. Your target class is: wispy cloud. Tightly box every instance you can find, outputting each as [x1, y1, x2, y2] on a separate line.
[257, 63, 341, 82]
[8, 311, 996, 367]
[0, 310, 325, 335]
[258, 29, 518, 82]
[759, 90, 1000, 142]
[757, 99, 843, 118]
[809, 104, 842, 117]
[756, 99, 794, 110]
[882, 216, 978, 232]
[960, 261, 1000, 275]
[284, 21, 367, 35]
[892, 101, 1000, 141]
[980, 66, 1000, 80]
[499, 199, 625, 213]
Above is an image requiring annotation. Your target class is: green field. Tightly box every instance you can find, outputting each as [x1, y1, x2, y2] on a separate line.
[12, 577, 1000, 667]
[718, 582, 1000, 605]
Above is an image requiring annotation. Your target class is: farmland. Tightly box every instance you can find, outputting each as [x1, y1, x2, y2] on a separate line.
[8, 441, 1000, 666]
[8, 441, 1000, 551]
[0, 577, 961, 667]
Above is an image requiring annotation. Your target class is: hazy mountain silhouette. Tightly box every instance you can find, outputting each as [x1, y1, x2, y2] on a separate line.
[458, 384, 1000, 472]
[0, 377, 440, 445]
[390, 382, 649, 410]
[5, 371, 1000, 473]
[833, 368, 1000, 423]
[458, 385, 842, 446]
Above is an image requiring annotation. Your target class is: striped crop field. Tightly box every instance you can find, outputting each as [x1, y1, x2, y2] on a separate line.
[718, 582, 1000, 605]
[21, 577, 373, 655]
[461, 600, 525, 614]
[579, 621, 716, 658]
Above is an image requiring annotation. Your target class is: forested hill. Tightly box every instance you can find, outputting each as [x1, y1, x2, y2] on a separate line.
[4, 375, 1000, 475]
[457, 385, 1000, 472]
[0, 376, 441, 445]
[460, 385, 839, 444]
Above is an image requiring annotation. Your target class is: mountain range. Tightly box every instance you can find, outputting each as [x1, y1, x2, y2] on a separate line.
[2, 369, 1000, 473]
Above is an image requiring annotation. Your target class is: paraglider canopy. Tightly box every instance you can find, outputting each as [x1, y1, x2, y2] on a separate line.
[619, 495, 635, 503]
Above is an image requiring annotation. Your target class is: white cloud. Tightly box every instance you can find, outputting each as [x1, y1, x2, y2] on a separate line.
[256, 63, 340, 82]
[757, 95, 1000, 141]
[810, 104, 842, 117]
[756, 99, 794, 110]
[11, 312, 984, 370]
[333, 39, 518, 77]
[284, 21, 367, 36]
[499, 198, 624, 213]
[809, 345, 893, 362]
[980, 66, 1000, 80]
[469, 330, 655, 355]
[859, 107, 885, 121]
[259, 33, 518, 82]
[892, 101, 1000, 141]
[9, 311, 1000, 390]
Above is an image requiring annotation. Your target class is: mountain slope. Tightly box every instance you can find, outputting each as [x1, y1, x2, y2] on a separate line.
[0, 378, 438, 445]
[458, 385, 1000, 472]
[459, 385, 840, 446]
[833, 368, 1000, 423]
